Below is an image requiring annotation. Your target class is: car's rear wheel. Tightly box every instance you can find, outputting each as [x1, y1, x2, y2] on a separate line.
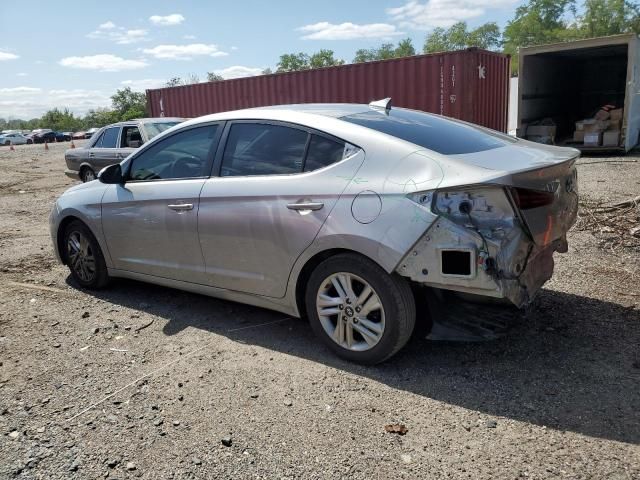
[27, 139, 33, 144]
[305, 253, 415, 364]
[81, 167, 96, 182]
[3, 140, 9, 146]
[63, 220, 109, 289]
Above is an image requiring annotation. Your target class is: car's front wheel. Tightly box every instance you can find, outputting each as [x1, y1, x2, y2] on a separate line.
[63, 220, 110, 289]
[81, 167, 96, 182]
[305, 253, 416, 364]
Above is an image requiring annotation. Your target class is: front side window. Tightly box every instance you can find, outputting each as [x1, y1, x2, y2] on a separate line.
[143, 121, 181, 140]
[129, 125, 218, 181]
[221, 123, 308, 177]
[100, 127, 120, 149]
[121, 126, 143, 148]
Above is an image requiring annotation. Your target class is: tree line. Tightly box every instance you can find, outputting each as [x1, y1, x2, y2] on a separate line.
[3, 0, 639, 128]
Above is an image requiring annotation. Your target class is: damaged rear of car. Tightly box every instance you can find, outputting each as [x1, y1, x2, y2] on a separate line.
[339, 106, 579, 342]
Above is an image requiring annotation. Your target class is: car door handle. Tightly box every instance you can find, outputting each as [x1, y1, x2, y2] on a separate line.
[88, 153, 95, 158]
[168, 203, 194, 212]
[287, 202, 324, 211]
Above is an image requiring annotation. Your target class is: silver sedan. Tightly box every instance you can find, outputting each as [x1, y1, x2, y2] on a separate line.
[50, 101, 579, 364]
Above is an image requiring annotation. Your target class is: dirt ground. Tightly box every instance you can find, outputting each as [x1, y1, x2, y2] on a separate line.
[0, 141, 638, 479]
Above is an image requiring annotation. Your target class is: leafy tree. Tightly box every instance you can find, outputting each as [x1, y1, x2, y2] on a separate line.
[309, 49, 345, 68]
[110, 87, 146, 120]
[580, 0, 640, 36]
[423, 22, 502, 53]
[353, 38, 417, 62]
[261, 67, 273, 75]
[395, 38, 417, 57]
[166, 77, 182, 87]
[40, 108, 82, 131]
[276, 52, 310, 72]
[83, 108, 119, 128]
[207, 72, 224, 82]
[503, 0, 578, 73]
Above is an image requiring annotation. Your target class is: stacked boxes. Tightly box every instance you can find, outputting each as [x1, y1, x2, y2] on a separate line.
[573, 107, 623, 147]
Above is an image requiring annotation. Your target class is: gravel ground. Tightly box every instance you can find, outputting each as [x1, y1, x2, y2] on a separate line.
[0, 142, 638, 479]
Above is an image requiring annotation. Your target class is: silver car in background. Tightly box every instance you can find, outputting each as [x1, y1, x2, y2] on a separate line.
[50, 102, 579, 364]
[64, 118, 183, 182]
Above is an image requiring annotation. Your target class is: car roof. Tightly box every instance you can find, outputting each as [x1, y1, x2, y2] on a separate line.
[255, 103, 371, 118]
[104, 117, 185, 128]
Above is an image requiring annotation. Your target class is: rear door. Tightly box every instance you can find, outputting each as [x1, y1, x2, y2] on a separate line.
[89, 126, 123, 170]
[197, 121, 363, 298]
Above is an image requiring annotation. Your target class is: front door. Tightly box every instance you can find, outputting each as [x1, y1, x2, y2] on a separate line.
[101, 124, 221, 283]
[90, 126, 124, 170]
[198, 121, 364, 298]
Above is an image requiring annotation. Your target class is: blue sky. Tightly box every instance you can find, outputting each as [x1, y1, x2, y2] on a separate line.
[0, 0, 523, 119]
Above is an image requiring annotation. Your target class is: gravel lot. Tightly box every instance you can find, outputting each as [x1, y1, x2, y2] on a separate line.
[0, 141, 639, 479]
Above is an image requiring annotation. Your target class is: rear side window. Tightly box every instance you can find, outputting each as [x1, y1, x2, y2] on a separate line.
[304, 135, 345, 172]
[99, 127, 120, 149]
[221, 123, 308, 176]
[129, 125, 218, 181]
[341, 109, 513, 155]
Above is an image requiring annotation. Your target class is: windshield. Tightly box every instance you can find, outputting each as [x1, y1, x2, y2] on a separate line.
[143, 121, 181, 139]
[341, 108, 514, 155]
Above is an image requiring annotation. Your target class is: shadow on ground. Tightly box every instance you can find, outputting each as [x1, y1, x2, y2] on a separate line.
[70, 276, 640, 445]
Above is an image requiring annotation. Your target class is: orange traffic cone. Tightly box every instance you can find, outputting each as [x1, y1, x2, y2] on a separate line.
[9, 142, 15, 151]
[70, 140, 75, 149]
[44, 141, 49, 150]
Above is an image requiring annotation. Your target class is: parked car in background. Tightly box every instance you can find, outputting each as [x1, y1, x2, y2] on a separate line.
[54, 132, 71, 142]
[64, 118, 184, 182]
[51, 102, 579, 364]
[61, 132, 74, 141]
[85, 128, 100, 139]
[31, 131, 57, 144]
[0, 132, 33, 145]
[72, 131, 86, 140]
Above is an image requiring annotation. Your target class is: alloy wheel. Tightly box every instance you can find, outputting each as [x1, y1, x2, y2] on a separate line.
[67, 231, 96, 283]
[316, 272, 386, 352]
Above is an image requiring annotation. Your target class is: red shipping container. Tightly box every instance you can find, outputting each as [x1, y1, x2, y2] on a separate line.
[146, 48, 510, 132]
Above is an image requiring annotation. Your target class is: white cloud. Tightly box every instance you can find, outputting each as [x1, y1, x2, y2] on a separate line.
[387, 0, 517, 29]
[87, 22, 149, 44]
[0, 50, 19, 61]
[141, 43, 228, 60]
[297, 22, 403, 40]
[121, 78, 166, 91]
[59, 54, 148, 72]
[214, 66, 263, 79]
[16, 72, 28, 77]
[0, 87, 111, 118]
[149, 14, 185, 26]
[183, 34, 196, 40]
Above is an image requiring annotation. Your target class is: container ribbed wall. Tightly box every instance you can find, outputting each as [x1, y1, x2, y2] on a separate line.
[147, 48, 510, 132]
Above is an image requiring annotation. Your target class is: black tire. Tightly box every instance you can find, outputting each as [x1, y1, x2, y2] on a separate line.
[81, 167, 96, 182]
[63, 220, 110, 289]
[305, 253, 415, 364]
[4, 140, 9, 146]
[27, 139, 33, 144]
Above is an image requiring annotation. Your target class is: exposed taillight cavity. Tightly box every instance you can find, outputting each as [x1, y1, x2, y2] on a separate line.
[511, 187, 555, 210]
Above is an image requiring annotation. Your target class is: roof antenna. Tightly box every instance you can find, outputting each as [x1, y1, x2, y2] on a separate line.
[369, 97, 392, 113]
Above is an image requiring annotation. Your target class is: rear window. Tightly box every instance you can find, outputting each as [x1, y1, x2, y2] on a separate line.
[341, 108, 513, 155]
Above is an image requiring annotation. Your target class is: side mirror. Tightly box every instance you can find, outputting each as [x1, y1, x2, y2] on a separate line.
[98, 163, 124, 184]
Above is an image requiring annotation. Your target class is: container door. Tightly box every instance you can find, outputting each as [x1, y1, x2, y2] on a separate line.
[624, 36, 640, 151]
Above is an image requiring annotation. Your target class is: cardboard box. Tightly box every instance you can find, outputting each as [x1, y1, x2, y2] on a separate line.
[602, 130, 620, 147]
[575, 121, 585, 131]
[607, 118, 622, 130]
[583, 119, 609, 133]
[573, 130, 585, 143]
[595, 109, 610, 121]
[609, 108, 623, 121]
[584, 132, 602, 146]
[526, 125, 556, 137]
